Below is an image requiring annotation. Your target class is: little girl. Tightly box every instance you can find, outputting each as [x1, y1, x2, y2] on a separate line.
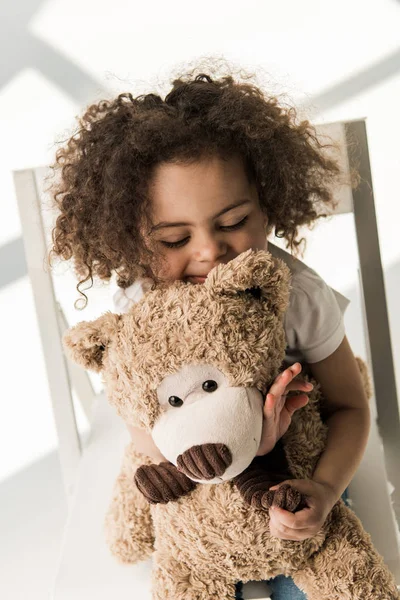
[49, 65, 370, 600]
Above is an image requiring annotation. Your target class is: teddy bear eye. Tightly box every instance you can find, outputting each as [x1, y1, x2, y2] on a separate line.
[202, 380, 218, 392]
[168, 396, 183, 407]
[244, 286, 262, 300]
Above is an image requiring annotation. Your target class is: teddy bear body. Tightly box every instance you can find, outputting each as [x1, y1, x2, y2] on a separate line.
[151, 488, 365, 592]
[150, 385, 327, 578]
[64, 249, 400, 599]
[144, 390, 392, 599]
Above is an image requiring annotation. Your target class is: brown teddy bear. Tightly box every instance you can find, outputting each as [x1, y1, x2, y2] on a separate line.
[63, 249, 399, 599]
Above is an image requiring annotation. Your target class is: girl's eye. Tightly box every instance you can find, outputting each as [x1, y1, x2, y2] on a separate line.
[161, 237, 190, 249]
[160, 216, 249, 249]
[221, 215, 249, 231]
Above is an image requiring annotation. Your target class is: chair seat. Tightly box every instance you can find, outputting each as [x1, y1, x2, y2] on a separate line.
[51, 395, 271, 599]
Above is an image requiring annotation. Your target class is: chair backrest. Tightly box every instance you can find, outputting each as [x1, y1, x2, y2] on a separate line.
[310, 119, 400, 523]
[13, 119, 400, 569]
[13, 166, 107, 503]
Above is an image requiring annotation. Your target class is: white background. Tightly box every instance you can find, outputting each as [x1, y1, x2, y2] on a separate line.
[1, 0, 400, 598]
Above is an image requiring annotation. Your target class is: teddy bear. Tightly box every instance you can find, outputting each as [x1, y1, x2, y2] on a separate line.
[63, 248, 399, 599]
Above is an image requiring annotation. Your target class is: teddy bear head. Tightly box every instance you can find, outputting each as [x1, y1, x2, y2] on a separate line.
[63, 249, 291, 482]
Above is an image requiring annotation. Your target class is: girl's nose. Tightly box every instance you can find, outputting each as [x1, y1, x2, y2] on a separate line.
[192, 231, 227, 262]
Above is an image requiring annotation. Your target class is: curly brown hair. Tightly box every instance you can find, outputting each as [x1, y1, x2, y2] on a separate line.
[48, 60, 347, 309]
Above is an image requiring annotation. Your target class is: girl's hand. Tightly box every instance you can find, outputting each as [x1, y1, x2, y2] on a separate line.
[256, 362, 313, 456]
[268, 479, 339, 540]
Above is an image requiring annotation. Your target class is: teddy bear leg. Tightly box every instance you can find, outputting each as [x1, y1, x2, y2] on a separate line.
[291, 506, 400, 600]
[152, 554, 237, 600]
[104, 443, 155, 564]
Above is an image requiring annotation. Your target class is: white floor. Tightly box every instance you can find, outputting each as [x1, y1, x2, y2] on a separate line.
[0, 452, 67, 600]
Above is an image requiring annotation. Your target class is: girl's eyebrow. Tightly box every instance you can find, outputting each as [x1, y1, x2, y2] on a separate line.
[150, 199, 252, 232]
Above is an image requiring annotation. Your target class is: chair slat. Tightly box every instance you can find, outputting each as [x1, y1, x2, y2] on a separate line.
[314, 121, 353, 215]
[56, 304, 95, 423]
[345, 120, 400, 528]
[14, 168, 81, 503]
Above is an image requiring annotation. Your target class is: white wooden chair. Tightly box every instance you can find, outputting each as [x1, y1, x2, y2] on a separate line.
[13, 118, 400, 599]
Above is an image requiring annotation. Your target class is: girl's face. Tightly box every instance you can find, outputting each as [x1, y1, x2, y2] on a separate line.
[145, 153, 269, 284]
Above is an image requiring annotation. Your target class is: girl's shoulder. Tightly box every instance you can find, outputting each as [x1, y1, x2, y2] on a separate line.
[268, 241, 350, 363]
[267, 241, 350, 314]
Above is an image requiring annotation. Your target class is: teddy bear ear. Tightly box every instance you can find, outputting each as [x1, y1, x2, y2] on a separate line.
[62, 312, 121, 373]
[205, 249, 291, 317]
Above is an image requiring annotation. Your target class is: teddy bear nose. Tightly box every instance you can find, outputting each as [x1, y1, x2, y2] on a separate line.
[176, 443, 232, 480]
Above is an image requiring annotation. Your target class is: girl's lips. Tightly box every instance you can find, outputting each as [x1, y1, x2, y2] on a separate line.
[186, 275, 207, 283]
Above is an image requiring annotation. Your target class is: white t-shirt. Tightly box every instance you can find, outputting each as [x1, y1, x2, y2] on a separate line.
[112, 241, 350, 366]
[267, 241, 350, 365]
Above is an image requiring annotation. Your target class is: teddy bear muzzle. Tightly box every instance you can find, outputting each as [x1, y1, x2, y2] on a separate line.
[176, 443, 232, 480]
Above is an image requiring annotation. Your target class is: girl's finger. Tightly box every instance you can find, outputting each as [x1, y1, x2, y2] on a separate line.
[263, 392, 287, 418]
[269, 517, 313, 533]
[263, 387, 309, 418]
[269, 369, 296, 396]
[280, 363, 302, 383]
[267, 364, 306, 407]
[284, 381, 313, 393]
[269, 528, 315, 541]
[263, 393, 278, 417]
[264, 393, 274, 409]
[285, 394, 309, 414]
[288, 362, 302, 378]
[270, 506, 316, 530]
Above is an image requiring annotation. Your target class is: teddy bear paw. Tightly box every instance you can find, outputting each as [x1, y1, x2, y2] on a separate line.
[264, 483, 303, 512]
[134, 462, 196, 504]
[249, 489, 275, 510]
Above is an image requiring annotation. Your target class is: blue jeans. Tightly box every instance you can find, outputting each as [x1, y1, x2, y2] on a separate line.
[234, 489, 350, 599]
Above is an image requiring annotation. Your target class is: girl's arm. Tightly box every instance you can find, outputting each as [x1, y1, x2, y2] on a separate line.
[268, 335, 371, 540]
[308, 335, 371, 498]
[127, 424, 168, 463]
[127, 425, 197, 504]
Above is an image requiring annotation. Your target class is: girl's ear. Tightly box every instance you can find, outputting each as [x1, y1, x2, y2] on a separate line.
[63, 312, 121, 373]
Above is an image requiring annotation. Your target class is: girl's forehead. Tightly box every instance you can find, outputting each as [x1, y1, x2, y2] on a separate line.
[148, 154, 258, 221]
[151, 153, 247, 187]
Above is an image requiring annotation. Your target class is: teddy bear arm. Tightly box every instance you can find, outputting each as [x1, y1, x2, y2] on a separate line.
[134, 461, 197, 504]
[233, 439, 306, 512]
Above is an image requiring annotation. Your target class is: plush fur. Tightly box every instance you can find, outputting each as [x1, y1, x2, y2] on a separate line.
[64, 249, 399, 599]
